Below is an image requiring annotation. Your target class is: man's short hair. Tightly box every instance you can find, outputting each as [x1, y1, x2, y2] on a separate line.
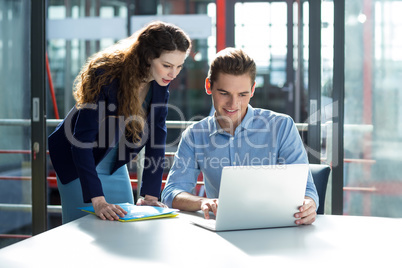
[207, 47, 256, 87]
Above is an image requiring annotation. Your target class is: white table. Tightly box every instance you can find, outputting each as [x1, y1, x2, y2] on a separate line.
[0, 213, 401, 267]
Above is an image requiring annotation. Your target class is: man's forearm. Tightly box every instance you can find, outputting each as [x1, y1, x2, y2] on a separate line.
[172, 192, 207, 211]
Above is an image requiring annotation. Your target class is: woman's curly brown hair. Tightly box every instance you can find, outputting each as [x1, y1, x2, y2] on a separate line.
[73, 21, 191, 143]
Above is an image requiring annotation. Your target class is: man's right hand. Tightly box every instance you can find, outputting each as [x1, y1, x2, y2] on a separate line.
[91, 196, 127, 221]
[201, 198, 219, 219]
[171, 192, 219, 219]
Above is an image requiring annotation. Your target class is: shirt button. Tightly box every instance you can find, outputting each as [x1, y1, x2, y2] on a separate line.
[233, 162, 236, 165]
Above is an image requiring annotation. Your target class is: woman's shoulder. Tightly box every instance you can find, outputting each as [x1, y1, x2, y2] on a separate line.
[94, 69, 119, 101]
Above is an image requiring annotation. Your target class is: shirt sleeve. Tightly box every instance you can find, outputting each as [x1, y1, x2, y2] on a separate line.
[70, 91, 108, 203]
[161, 127, 201, 207]
[276, 116, 320, 210]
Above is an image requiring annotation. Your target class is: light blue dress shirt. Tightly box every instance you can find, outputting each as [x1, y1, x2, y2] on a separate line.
[161, 105, 319, 209]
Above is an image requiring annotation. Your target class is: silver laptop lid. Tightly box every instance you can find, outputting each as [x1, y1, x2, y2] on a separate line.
[215, 164, 309, 231]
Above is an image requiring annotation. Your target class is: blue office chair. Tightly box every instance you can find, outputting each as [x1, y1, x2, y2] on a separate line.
[309, 164, 331, 215]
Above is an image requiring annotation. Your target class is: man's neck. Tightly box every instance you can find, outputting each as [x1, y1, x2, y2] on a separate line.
[215, 118, 240, 136]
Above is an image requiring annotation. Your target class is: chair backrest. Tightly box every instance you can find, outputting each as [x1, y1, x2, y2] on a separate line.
[309, 164, 331, 214]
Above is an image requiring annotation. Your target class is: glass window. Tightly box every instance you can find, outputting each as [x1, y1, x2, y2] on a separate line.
[320, 1, 335, 213]
[234, 2, 291, 116]
[45, 0, 214, 220]
[344, 0, 402, 217]
[0, 0, 32, 248]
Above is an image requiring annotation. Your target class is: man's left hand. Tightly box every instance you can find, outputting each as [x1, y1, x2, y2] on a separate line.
[294, 197, 317, 225]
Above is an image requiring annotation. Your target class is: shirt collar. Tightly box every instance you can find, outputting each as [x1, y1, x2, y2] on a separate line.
[208, 104, 255, 137]
[208, 115, 221, 137]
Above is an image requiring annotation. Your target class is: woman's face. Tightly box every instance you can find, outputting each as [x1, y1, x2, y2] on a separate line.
[149, 50, 187, 86]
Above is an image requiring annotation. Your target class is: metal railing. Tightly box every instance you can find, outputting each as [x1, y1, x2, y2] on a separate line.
[0, 118, 378, 239]
[0, 203, 62, 214]
[0, 118, 309, 214]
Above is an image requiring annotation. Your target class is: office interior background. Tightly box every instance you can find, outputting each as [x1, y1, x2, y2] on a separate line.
[1, 0, 401, 249]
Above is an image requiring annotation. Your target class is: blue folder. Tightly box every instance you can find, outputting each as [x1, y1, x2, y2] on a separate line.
[79, 202, 179, 222]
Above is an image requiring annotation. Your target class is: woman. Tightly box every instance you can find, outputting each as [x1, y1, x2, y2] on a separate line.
[48, 21, 191, 223]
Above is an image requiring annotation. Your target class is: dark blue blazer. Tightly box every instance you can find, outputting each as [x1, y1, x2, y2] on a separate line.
[48, 79, 169, 203]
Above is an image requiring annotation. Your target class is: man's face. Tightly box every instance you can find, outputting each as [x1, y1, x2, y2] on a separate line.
[208, 73, 255, 134]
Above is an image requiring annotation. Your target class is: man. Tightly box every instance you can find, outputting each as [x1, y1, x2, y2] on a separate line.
[162, 48, 318, 225]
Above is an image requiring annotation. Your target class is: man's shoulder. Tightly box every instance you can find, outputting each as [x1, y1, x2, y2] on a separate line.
[186, 116, 211, 130]
[251, 107, 293, 122]
[177, 116, 212, 147]
[179, 116, 211, 139]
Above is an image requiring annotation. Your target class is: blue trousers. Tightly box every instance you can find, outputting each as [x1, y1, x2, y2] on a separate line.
[57, 146, 134, 224]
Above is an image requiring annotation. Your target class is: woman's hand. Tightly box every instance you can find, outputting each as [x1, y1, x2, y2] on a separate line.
[136, 195, 167, 208]
[91, 196, 127, 221]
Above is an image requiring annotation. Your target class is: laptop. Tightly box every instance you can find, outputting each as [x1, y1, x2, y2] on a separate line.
[189, 164, 309, 231]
